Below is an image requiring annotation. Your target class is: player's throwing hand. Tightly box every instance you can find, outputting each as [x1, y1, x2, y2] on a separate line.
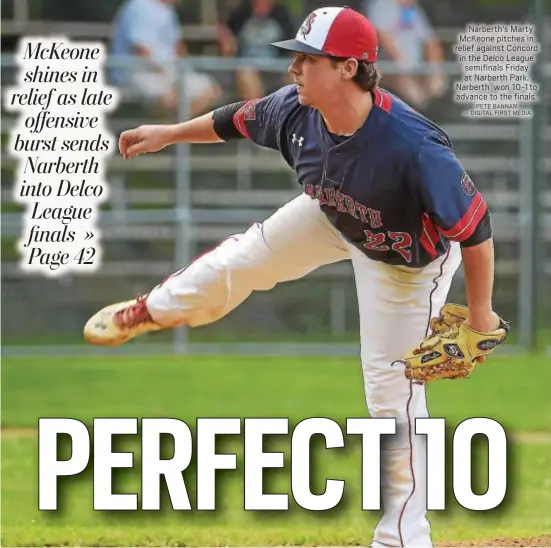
[119, 125, 174, 160]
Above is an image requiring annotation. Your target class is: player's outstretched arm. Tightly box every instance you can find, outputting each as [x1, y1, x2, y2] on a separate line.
[120, 89, 288, 159]
[119, 110, 223, 160]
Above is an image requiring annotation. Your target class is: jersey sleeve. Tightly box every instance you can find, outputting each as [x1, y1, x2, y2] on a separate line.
[232, 85, 297, 151]
[415, 134, 488, 243]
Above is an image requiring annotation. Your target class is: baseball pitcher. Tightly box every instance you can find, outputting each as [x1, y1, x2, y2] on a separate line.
[84, 7, 509, 547]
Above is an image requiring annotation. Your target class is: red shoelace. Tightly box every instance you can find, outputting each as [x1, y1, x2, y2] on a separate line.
[113, 295, 152, 329]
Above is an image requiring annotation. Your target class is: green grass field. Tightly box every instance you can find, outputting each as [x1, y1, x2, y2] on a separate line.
[2, 353, 551, 547]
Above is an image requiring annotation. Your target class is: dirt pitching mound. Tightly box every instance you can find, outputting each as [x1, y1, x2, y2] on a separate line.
[438, 534, 551, 547]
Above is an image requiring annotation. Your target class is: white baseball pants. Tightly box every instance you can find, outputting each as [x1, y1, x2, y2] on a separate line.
[146, 193, 462, 547]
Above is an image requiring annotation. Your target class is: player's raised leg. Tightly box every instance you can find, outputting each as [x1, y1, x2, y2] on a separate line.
[348, 242, 462, 548]
[83, 194, 349, 345]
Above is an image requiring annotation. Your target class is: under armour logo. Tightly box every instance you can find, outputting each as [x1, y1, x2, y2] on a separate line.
[292, 134, 304, 146]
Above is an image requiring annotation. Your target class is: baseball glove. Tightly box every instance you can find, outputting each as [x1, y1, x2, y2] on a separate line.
[429, 303, 469, 334]
[403, 304, 510, 383]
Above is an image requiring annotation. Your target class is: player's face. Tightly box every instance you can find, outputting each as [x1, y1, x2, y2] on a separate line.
[288, 53, 346, 108]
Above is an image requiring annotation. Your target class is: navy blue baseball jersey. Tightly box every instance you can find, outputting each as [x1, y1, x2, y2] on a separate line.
[232, 84, 487, 267]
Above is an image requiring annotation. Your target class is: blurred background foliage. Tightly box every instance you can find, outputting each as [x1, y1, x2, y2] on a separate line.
[1, 0, 538, 26]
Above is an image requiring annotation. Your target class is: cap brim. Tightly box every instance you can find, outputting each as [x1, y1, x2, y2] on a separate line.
[270, 39, 326, 56]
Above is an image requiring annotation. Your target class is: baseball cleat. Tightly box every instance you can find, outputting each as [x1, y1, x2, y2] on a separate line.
[83, 295, 162, 346]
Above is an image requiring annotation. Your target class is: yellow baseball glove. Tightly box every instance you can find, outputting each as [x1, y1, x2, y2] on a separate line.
[428, 303, 469, 334]
[403, 304, 510, 383]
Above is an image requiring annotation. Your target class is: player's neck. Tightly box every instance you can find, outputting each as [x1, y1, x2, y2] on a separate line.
[320, 89, 373, 136]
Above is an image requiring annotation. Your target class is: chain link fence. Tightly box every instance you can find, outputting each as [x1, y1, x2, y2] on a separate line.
[1, 11, 550, 356]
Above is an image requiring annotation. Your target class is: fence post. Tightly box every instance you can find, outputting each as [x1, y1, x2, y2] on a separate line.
[527, 0, 547, 351]
[330, 282, 346, 337]
[518, 116, 535, 350]
[173, 59, 193, 354]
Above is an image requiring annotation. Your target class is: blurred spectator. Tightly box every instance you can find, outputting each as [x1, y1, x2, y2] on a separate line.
[365, 0, 447, 110]
[218, 0, 295, 100]
[110, 0, 221, 115]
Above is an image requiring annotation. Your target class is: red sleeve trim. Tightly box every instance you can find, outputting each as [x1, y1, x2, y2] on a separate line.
[373, 88, 392, 113]
[438, 192, 488, 242]
[232, 98, 260, 139]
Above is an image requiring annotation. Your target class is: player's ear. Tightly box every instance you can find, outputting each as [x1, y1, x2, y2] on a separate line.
[341, 58, 358, 80]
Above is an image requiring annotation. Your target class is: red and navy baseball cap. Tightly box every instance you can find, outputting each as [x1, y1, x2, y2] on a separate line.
[270, 6, 378, 61]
